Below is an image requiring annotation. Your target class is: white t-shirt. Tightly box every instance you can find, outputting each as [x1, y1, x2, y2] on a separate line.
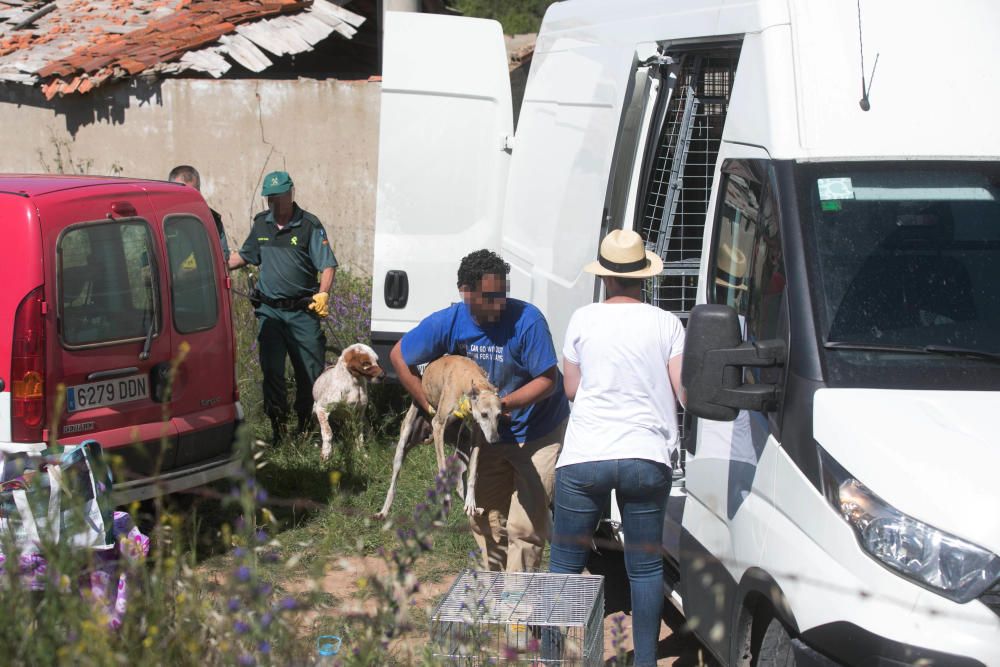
[559, 302, 685, 469]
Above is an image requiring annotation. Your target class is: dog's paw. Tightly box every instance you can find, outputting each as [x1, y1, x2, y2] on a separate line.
[463, 497, 482, 518]
[373, 511, 387, 521]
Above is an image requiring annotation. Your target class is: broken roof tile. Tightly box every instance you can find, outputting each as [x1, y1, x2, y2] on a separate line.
[0, 0, 370, 95]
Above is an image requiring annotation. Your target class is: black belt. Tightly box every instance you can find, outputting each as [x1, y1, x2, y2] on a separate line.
[257, 293, 311, 310]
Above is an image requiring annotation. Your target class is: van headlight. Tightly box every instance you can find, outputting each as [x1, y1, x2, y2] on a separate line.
[819, 449, 1000, 603]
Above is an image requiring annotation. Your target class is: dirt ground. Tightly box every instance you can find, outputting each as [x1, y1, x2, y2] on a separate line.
[312, 556, 711, 666]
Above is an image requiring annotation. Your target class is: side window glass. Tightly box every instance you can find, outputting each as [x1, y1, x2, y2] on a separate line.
[712, 163, 788, 393]
[59, 221, 157, 347]
[165, 215, 218, 333]
[712, 172, 761, 319]
[747, 183, 786, 343]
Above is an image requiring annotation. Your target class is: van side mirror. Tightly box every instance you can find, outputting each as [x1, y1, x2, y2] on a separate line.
[682, 304, 786, 421]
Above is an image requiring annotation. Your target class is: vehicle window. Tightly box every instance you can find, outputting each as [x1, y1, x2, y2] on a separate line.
[59, 221, 157, 347]
[712, 164, 787, 390]
[812, 168, 999, 350]
[164, 215, 218, 333]
[748, 181, 786, 342]
[798, 162, 1000, 390]
[712, 171, 760, 317]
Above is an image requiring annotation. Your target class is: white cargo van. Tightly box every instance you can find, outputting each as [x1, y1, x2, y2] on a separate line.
[372, 1, 1000, 664]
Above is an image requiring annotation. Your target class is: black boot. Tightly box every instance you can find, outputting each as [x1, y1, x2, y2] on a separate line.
[295, 412, 312, 436]
[269, 416, 287, 445]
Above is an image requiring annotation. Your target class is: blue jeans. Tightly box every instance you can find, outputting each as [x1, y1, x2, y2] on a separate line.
[547, 459, 671, 667]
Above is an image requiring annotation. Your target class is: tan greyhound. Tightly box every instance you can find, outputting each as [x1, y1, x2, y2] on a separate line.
[376, 355, 502, 520]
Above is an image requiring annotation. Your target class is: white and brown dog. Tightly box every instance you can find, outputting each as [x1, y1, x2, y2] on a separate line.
[376, 355, 502, 520]
[312, 343, 385, 460]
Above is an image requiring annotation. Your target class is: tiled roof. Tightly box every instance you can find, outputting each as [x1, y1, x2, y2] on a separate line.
[0, 0, 366, 97]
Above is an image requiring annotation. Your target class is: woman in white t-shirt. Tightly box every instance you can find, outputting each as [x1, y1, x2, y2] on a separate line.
[546, 230, 685, 667]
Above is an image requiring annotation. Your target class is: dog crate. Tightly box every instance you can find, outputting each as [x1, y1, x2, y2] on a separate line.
[430, 570, 605, 665]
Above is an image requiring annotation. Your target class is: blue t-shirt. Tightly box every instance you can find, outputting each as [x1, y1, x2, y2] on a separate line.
[400, 299, 569, 444]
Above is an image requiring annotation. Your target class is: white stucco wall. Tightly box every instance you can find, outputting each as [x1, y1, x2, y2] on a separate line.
[0, 77, 380, 275]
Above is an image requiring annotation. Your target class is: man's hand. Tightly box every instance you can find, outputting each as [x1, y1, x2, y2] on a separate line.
[309, 292, 330, 318]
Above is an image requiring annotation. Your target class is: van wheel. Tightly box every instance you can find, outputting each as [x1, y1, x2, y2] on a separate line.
[755, 618, 796, 667]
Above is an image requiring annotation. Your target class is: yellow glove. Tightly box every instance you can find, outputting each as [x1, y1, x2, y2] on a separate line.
[452, 395, 471, 420]
[309, 292, 330, 318]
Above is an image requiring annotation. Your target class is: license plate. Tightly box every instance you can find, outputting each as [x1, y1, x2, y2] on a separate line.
[67, 374, 149, 412]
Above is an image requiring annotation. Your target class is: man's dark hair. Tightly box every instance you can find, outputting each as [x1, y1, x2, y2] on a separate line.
[457, 249, 510, 288]
[168, 165, 200, 189]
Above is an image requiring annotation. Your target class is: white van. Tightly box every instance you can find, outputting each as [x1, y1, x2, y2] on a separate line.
[371, 1, 1000, 664]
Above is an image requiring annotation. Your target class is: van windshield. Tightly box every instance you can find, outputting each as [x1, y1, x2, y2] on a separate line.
[802, 162, 1000, 387]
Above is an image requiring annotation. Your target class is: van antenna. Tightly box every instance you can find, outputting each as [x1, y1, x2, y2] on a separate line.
[857, 0, 879, 111]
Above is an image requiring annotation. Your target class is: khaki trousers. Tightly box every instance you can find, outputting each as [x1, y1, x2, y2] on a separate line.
[469, 419, 566, 572]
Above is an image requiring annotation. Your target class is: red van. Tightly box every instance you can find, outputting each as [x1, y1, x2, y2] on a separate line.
[0, 175, 241, 504]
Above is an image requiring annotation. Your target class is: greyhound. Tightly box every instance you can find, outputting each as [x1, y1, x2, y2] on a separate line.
[376, 355, 502, 520]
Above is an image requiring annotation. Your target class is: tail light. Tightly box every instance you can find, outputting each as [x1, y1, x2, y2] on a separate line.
[12, 287, 45, 442]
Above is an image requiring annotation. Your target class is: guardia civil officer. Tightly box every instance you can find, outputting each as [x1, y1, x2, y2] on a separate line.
[229, 171, 337, 443]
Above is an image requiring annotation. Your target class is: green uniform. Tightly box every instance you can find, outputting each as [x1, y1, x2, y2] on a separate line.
[238, 203, 338, 433]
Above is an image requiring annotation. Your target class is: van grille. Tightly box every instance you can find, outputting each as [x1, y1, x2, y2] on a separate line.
[981, 582, 1000, 619]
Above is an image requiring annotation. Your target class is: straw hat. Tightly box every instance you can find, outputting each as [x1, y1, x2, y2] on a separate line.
[584, 230, 663, 278]
[714, 242, 749, 291]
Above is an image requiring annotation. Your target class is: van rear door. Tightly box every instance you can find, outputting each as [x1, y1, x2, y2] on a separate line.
[371, 11, 513, 365]
[148, 187, 238, 468]
[41, 185, 178, 476]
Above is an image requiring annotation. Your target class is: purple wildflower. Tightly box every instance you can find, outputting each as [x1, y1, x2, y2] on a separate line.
[228, 597, 241, 612]
[235, 566, 251, 582]
[234, 621, 250, 635]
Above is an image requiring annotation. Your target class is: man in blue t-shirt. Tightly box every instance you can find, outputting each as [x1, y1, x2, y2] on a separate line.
[390, 250, 569, 572]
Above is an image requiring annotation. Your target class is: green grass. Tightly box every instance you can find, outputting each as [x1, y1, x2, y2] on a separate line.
[262, 422, 475, 569]
[172, 385, 478, 620]
[183, 269, 479, 660]
[224, 269, 475, 575]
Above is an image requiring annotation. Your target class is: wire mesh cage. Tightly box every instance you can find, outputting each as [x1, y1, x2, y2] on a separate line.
[430, 570, 605, 665]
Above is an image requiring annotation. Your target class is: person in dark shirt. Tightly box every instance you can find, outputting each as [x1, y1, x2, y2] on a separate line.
[167, 164, 230, 258]
[391, 249, 569, 571]
[229, 171, 337, 444]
